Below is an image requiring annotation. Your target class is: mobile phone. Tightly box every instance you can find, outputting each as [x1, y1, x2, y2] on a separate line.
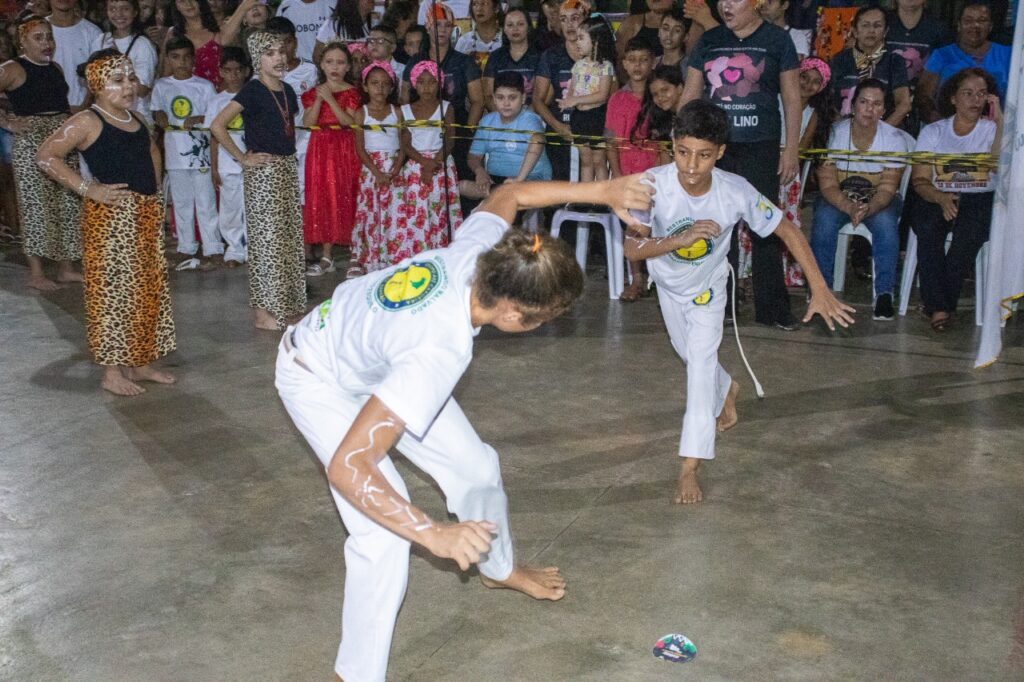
[983, 100, 993, 119]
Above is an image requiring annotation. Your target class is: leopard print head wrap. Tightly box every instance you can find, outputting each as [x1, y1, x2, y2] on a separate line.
[16, 16, 49, 50]
[247, 30, 282, 74]
[85, 53, 133, 94]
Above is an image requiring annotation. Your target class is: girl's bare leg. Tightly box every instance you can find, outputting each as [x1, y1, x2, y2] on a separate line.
[592, 149, 609, 182]
[578, 146, 594, 184]
[26, 255, 59, 291]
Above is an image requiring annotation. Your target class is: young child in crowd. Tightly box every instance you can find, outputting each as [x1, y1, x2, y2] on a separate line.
[347, 40, 370, 83]
[367, 23, 405, 82]
[210, 30, 306, 330]
[634, 64, 685, 165]
[656, 8, 690, 77]
[623, 100, 855, 505]
[463, 70, 551, 203]
[607, 37, 657, 301]
[557, 15, 615, 184]
[152, 36, 222, 270]
[205, 46, 250, 266]
[352, 60, 404, 275]
[403, 24, 429, 61]
[302, 41, 361, 276]
[398, 59, 461, 259]
[268, 17, 318, 212]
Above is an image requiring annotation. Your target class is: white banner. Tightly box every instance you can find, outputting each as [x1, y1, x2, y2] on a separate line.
[975, 6, 1024, 368]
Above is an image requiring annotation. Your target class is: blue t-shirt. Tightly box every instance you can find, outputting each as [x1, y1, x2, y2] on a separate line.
[924, 42, 1012, 101]
[469, 110, 552, 180]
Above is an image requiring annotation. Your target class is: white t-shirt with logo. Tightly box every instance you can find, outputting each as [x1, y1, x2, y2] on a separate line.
[90, 32, 159, 121]
[915, 116, 996, 194]
[646, 164, 783, 299]
[277, 0, 336, 62]
[48, 18, 103, 107]
[825, 119, 909, 203]
[151, 75, 217, 170]
[282, 60, 318, 156]
[204, 90, 246, 176]
[291, 210, 509, 438]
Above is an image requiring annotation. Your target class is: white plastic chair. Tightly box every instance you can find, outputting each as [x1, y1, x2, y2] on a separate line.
[898, 232, 987, 326]
[830, 130, 916, 296]
[550, 208, 625, 299]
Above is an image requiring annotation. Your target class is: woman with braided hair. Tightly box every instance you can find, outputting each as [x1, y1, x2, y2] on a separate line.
[36, 49, 176, 396]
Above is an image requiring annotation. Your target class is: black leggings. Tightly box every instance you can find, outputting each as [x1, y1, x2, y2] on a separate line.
[912, 191, 993, 315]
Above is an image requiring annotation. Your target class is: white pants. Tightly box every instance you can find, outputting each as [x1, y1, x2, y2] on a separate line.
[275, 332, 514, 682]
[217, 172, 246, 262]
[167, 168, 222, 256]
[657, 278, 733, 460]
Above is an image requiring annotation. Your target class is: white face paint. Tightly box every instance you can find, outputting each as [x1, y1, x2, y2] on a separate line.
[98, 65, 140, 111]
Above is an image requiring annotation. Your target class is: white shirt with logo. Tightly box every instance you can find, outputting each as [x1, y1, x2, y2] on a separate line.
[291, 211, 508, 438]
[204, 90, 246, 176]
[282, 60, 319, 156]
[646, 164, 783, 299]
[48, 18, 103, 107]
[277, 0, 336, 62]
[151, 75, 217, 170]
[915, 116, 996, 194]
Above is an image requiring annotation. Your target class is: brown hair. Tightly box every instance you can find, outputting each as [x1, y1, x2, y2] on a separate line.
[474, 230, 584, 325]
[938, 66, 998, 118]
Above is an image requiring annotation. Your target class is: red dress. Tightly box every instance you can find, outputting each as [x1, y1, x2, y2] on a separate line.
[301, 86, 362, 245]
[193, 39, 221, 87]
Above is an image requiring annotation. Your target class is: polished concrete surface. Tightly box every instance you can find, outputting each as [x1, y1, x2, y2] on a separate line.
[2, 248, 1023, 681]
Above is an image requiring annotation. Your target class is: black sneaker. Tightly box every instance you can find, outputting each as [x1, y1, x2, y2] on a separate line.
[873, 293, 895, 321]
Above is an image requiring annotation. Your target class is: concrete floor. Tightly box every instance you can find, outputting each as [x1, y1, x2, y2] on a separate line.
[2, 247, 1023, 681]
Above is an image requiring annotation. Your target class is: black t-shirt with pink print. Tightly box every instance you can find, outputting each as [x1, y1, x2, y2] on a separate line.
[689, 21, 799, 144]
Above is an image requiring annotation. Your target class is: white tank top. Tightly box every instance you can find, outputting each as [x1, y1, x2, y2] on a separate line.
[400, 101, 447, 153]
[362, 105, 400, 153]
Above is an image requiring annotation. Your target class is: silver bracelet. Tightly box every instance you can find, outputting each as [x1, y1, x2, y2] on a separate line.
[77, 179, 91, 197]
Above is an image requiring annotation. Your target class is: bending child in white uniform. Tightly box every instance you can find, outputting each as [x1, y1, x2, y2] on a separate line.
[276, 174, 652, 682]
[624, 100, 855, 505]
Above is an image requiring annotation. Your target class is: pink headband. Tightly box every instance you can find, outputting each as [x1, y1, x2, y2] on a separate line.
[361, 59, 396, 84]
[409, 60, 442, 86]
[347, 41, 368, 56]
[800, 57, 831, 87]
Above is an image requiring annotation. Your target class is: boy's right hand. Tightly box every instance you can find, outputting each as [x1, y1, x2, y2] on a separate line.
[424, 521, 497, 571]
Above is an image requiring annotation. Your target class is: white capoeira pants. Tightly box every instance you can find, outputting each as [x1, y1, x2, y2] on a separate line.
[657, 276, 733, 460]
[275, 332, 514, 682]
[217, 172, 246, 263]
[166, 168, 222, 256]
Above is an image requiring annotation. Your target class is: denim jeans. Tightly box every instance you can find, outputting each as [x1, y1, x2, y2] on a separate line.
[810, 195, 902, 299]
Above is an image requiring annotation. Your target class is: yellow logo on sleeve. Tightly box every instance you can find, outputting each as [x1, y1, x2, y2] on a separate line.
[373, 260, 444, 311]
[171, 96, 194, 119]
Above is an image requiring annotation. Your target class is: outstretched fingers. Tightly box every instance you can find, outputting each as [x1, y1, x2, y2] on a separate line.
[804, 294, 856, 330]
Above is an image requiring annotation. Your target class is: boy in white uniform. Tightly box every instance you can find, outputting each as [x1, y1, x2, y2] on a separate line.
[625, 100, 854, 504]
[268, 17, 318, 207]
[152, 37, 222, 267]
[47, 0, 102, 109]
[204, 47, 250, 265]
[276, 175, 652, 682]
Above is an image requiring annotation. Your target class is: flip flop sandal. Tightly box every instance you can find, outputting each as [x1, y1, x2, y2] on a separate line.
[175, 257, 200, 271]
[345, 265, 365, 279]
[930, 314, 952, 332]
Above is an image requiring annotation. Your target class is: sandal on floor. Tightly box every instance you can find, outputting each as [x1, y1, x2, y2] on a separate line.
[345, 264, 365, 279]
[307, 257, 335, 277]
[619, 281, 644, 302]
[0, 224, 20, 245]
[174, 257, 200, 271]
[930, 313, 952, 332]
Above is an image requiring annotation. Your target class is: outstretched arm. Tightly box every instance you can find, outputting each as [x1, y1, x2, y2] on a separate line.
[480, 173, 654, 227]
[325, 396, 496, 571]
[773, 219, 856, 330]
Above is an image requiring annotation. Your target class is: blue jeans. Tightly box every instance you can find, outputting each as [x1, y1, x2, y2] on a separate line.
[810, 196, 902, 298]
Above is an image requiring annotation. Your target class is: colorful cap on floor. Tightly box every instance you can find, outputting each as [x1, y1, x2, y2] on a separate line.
[653, 634, 697, 663]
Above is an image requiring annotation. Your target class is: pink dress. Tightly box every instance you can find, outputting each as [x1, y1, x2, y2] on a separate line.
[605, 89, 658, 175]
[301, 86, 362, 245]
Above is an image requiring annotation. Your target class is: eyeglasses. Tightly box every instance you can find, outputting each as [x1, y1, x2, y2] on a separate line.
[368, 37, 395, 45]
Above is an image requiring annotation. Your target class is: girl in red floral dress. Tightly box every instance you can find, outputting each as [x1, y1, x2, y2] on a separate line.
[351, 60, 404, 275]
[397, 60, 462, 262]
[301, 42, 362, 276]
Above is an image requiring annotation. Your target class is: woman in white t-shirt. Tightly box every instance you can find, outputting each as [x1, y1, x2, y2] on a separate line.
[91, 0, 159, 121]
[911, 67, 1003, 332]
[313, 0, 372, 62]
[275, 175, 650, 682]
[810, 78, 909, 321]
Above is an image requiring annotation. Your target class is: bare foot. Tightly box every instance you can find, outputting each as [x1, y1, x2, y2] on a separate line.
[27, 274, 60, 292]
[716, 380, 740, 433]
[674, 458, 703, 505]
[125, 365, 176, 384]
[254, 308, 279, 330]
[101, 368, 146, 396]
[56, 270, 83, 283]
[481, 566, 566, 601]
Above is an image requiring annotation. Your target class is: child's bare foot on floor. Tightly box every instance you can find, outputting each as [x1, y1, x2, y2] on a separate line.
[101, 368, 145, 396]
[254, 308, 279, 330]
[674, 458, 703, 504]
[125, 365, 176, 384]
[27, 274, 60, 292]
[56, 271, 83, 283]
[481, 566, 566, 601]
[716, 380, 740, 432]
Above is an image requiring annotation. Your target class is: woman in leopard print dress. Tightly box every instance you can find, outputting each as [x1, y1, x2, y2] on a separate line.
[37, 50, 177, 397]
[0, 17, 82, 291]
[210, 31, 306, 330]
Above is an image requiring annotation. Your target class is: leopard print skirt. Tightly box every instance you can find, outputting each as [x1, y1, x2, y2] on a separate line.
[82, 193, 176, 367]
[13, 114, 82, 261]
[242, 154, 306, 326]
